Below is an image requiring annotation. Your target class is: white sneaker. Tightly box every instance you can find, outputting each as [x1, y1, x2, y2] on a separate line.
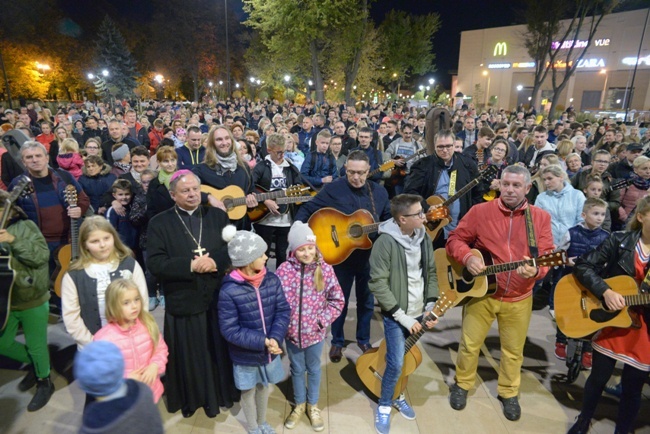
[549, 309, 555, 320]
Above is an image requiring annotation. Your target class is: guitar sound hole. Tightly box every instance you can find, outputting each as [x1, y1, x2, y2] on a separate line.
[461, 268, 475, 284]
[348, 224, 362, 238]
[223, 198, 233, 210]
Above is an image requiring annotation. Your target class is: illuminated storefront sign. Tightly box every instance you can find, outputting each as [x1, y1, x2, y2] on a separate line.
[546, 58, 605, 69]
[513, 62, 535, 68]
[551, 38, 610, 50]
[493, 42, 508, 56]
[622, 55, 650, 66]
[488, 63, 511, 69]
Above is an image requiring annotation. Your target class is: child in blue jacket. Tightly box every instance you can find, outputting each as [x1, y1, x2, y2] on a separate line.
[219, 226, 290, 434]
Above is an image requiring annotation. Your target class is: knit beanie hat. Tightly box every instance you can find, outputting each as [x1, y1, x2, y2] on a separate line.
[111, 143, 129, 161]
[287, 221, 317, 254]
[74, 341, 125, 397]
[222, 225, 268, 267]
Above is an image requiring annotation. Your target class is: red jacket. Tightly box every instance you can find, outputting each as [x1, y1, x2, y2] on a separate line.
[446, 198, 554, 302]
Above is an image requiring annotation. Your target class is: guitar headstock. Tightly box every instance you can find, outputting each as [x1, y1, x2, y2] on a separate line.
[536, 250, 569, 267]
[7, 176, 32, 205]
[478, 165, 498, 181]
[379, 160, 396, 172]
[431, 292, 456, 319]
[286, 184, 311, 197]
[426, 204, 450, 222]
[64, 185, 78, 208]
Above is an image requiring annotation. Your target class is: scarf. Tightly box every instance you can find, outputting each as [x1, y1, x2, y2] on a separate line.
[114, 162, 131, 173]
[632, 175, 650, 191]
[130, 169, 142, 184]
[232, 267, 267, 289]
[158, 170, 174, 189]
[216, 152, 238, 172]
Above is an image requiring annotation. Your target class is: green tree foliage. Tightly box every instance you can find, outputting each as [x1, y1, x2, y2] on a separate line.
[378, 10, 439, 94]
[94, 16, 140, 100]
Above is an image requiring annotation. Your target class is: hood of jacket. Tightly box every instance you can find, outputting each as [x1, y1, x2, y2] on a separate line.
[82, 162, 112, 177]
[378, 218, 426, 251]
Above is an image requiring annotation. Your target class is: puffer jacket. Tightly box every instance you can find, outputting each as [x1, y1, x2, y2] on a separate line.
[79, 163, 117, 213]
[4, 218, 50, 310]
[218, 270, 291, 366]
[93, 319, 168, 403]
[619, 185, 649, 221]
[276, 255, 344, 348]
[534, 181, 585, 246]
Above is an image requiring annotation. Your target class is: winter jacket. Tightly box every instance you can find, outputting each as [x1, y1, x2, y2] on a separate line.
[218, 271, 291, 366]
[565, 223, 610, 262]
[446, 198, 555, 302]
[79, 164, 117, 214]
[56, 152, 84, 180]
[176, 145, 206, 169]
[619, 184, 649, 221]
[300, 151, 339, 187]
[574, 230, 640, 299]
[3, 218, 50, 310]
[276, 255, 344, 348]
[534, 181, 585, 246]
[369, 220, 438, 321]
[94, 319, 169, 403]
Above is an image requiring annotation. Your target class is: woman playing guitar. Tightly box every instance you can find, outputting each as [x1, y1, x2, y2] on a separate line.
[569, 195, 650, 434]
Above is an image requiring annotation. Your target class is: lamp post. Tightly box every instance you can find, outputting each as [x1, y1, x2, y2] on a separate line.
[599, 69, 609, 109]
[284, 74, 291, 100]
[482, 70, 490, 108]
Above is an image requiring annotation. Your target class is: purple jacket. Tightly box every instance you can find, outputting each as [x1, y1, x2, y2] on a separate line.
[276, 254, 344, 348]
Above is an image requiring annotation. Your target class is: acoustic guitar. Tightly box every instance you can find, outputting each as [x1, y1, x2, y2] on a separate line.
[386, 149, 427, 186]
[554, 274, 646, 338]
[0, 176, 33, 330]
[200, 184, 310, 220]
[424, 165, 498, 241]
[435, 248, 568, 306]
[247, 185, 314, 222]
[53, 185, 79, 297]
[308, 208, 380, 265]
[364, 149, 427, 180]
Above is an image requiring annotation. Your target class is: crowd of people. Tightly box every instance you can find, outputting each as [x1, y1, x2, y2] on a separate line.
[0, 96, 649, 433]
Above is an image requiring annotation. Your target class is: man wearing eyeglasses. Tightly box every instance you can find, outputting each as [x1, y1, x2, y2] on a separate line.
[295, 150, 391, 363]
[404, 130, 481, 245]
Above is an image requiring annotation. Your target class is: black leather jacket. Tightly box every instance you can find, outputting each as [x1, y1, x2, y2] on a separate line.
[574, 230, 640, 299]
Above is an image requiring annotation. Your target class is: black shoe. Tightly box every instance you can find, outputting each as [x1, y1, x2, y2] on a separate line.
[358, 343, 373, 353]
[329, 345, 343, 363]
[18, 366, 37, 391]
[182, 409, 196, 418]
[27, 376, 54, 412]
[568, 415, 591, 434]
[449, 383, 468, 410]
[498, 395, 521, 421]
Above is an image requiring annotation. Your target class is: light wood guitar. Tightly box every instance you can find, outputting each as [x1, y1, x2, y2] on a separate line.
[424, 165, 498, 241]
[0, 176, 32, 330]
[308, 207, 379, 265]
[356, 287, 478, 400]
[53, 185, 79, 297]
[200, 184, 310, 220]
[435, 248, 568, 306]
[554, 274, 645, 338]
[247, 185, 314, 222]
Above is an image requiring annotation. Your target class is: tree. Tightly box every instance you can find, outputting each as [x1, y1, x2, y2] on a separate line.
[523, 0, 617, 118]
[94, 16, 139, 100]
[378, 10, 440, 95]
[244, 0, 362, 103]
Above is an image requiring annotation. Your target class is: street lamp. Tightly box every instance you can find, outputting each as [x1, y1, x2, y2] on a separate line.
[87, 70, 112, 109]
[516, 84, 523, 91]
[154, 74, 164, 84]
[429, 78, 435, 85]
[284, 75, 291, 83]
[35, 62, 51, 72]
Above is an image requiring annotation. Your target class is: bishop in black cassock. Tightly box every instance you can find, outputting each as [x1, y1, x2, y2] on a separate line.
[147, 170, 239, 417]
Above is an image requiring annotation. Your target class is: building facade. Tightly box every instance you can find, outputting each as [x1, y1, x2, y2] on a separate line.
[454, 9, 650, 116]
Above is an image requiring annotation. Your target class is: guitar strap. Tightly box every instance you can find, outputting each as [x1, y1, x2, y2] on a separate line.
[448, 170, 457, 197]
[524, 206, 538, 258]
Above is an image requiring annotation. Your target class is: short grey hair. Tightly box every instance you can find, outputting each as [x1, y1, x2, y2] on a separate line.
[501, 164, 531, 184]
[20, 141, 48, 158]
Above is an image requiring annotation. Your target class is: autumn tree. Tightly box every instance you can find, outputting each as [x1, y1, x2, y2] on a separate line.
[94, 16, 139, 99]
[378, 10, 439, 95]
[523, 0, 617, 118]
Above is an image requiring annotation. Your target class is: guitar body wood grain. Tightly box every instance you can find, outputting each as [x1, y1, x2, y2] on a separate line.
[424, 195, 451, 241]
[308, 208, 375, 265]
[52, 244, 71, 298]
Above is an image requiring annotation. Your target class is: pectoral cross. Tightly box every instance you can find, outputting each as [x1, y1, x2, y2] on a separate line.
[193, 246, 207, 257]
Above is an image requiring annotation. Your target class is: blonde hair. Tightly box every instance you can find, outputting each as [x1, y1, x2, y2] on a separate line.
[204, 125, 248, 170]
[104, 279, 160, 349]
[556, 139, 574, 159]
[59, 138, 80, 153]
[633, 155, 650, 169]
[628, 196, 650, 231]
[70, 216, 132, 270]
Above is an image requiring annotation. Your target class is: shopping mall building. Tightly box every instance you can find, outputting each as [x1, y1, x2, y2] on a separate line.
[453, 9, 650, 116]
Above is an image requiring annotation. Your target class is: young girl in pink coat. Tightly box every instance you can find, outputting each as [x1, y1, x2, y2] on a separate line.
[94, 278, 168, 403]
[275, 221, 344, 431]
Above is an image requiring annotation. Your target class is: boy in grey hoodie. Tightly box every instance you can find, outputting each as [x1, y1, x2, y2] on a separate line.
[368, 194, 439, 434]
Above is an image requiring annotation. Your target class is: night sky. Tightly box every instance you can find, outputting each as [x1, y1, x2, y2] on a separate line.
[56, 0, 527, 89]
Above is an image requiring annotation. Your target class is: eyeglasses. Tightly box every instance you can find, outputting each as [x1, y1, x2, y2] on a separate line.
[403, 210, 425, 218]
[435, 145, 454, 150]
[347, 169, 368, 176]
[492, 148, 507, 153]
[593, 160, 610, 164]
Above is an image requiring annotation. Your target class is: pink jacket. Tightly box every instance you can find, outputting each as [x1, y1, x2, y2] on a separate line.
[619, 185, 649, 221]
[56, 153, 84, 180]
[276, 254, 344, 348]
[94, 319, 168, 402]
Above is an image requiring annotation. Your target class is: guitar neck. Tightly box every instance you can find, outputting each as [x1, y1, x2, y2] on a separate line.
[254, 189, 287, 203]
[276, 196, 313, 205]
[403, 295, 453, 353]
[363, 223, 381, 234]
[624, 293, 650, 307]
[442, 177, 481, 207]
[478, 258, 535, 276]
[70, 217, 80, 259]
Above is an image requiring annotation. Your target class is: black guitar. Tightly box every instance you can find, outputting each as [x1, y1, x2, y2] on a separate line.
[0, 176, 32, 331]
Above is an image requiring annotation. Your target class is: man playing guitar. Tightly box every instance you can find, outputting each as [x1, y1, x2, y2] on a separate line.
[295, 150, 390, 363]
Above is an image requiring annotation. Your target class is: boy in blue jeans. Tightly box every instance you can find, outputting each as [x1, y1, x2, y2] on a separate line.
[555, 197, 609, 368]
[368, 194, 439, 434]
